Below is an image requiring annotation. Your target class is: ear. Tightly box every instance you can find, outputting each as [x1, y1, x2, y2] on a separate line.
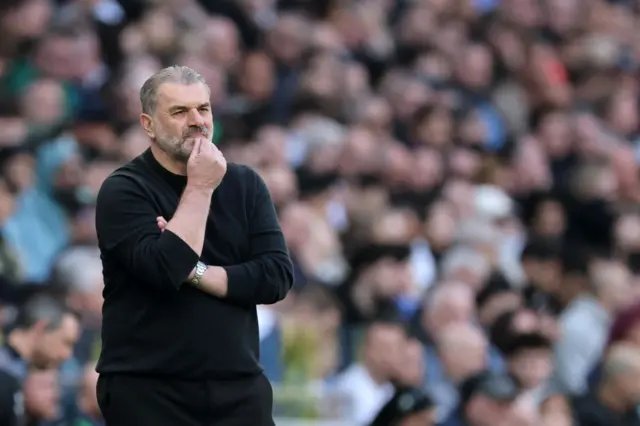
[140, 113, 155, 139]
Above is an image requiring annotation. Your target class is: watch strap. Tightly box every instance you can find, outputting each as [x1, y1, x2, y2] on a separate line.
[190, 261, 207, 287]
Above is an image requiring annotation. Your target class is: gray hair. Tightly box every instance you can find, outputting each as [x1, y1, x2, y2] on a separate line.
[139, 66, 209, 115]
[53, 246, 102, 294]
[14, 293, 72, 331]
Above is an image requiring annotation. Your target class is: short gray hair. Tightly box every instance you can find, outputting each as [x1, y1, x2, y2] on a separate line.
[53, 246, 102, 294]
[139, 65, 209, 115]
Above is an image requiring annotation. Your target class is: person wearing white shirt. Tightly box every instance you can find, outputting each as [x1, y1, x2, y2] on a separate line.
[333, 320, 406, 425]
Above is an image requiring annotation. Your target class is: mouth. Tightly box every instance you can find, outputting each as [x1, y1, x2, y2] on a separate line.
[186, 132, 207, 138]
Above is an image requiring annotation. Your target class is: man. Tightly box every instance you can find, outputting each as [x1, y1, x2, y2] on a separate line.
[0, 293, 80, 426]
[550, 259, 632, 395]
[94, 66, 294, 426]
[571, 343, 640, 425]
[439, 370, 521, 426]
[332, 319, 406, 425]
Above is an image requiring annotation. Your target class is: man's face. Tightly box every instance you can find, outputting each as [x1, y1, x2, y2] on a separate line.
[145, 82, 214, 162]
[33, 314, 80, 367]
[508, 349, 553, 389]
[24, 369, 59, 420]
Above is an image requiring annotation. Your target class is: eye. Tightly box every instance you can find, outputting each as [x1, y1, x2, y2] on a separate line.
[199, 106, 210, 112]
[172, 110, 186, 116]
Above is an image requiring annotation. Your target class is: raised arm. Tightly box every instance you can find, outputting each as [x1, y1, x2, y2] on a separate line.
[95, 173, 210, 291]
[195, 167, 294, 305]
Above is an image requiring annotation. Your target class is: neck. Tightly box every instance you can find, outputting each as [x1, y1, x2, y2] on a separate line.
[7, 331, 33, 362]
[362, 360, 388, 385]
[599, 382, 629, 413]
[150, 143, 186, 175]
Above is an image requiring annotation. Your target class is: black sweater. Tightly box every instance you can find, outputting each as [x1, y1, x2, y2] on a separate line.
[95, 149, 294, 380]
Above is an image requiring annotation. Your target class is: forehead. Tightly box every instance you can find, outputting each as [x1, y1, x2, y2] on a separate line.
[156, 82, 209, 108]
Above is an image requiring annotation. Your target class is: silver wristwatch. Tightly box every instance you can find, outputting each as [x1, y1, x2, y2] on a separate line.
[191, 261, 208, 288]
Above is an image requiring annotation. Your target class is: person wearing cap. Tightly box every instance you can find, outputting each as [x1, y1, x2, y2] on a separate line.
[439, 370, 521, 426]
[369, 387, 437, 426]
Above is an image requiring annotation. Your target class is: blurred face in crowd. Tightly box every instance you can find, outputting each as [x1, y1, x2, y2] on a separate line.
[202, 17, 240, 70]
[457, 43, 493, 91]
[3, 152, 35, 194]
[0, 178, 16, 224]
[24, 369, 59, 420]
[142, 82, 214, 163]
[531, 199, 566, 238]
[424, 283, 475, 333]
[120, 126, 151, 160]
[363, 323, 406, 380]
[267, 15, 307, 65]
[591, 260, 633, 312]
[20, 79, 65, 127]
[522, 256, 561, 293]
[32, 313, 80, 368]
[260, 166, 297, 207]
[414, 105, 453, 149]
[362, 257, 413, 298]
[424, 201, 457, 252]
[612, 362, 640, 408]
[508, 348, 553, 390]
[606, 90, 639, 136]
[616, 214, 640, 254]
[411, 148, 444, 190]
[239, 52, 275, 101]
[437, 324, 488, 381]
[535, 109, 572, 158]
[395, 339, 425, 386]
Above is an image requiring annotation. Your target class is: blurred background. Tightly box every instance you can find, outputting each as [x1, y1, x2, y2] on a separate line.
[4, 0, 640, 425]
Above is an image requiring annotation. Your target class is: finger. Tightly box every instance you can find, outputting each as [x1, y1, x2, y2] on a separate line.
[190, 138, 203, 159]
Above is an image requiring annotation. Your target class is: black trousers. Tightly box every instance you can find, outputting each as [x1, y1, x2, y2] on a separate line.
[97, 373, 274, 426]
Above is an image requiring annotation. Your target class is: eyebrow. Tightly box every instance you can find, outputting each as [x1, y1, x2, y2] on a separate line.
[168, 103, 211, 113]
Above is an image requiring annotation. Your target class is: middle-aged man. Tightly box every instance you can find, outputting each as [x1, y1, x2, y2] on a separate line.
[0, 293, 80, 426]
[94, 65, 294, 426]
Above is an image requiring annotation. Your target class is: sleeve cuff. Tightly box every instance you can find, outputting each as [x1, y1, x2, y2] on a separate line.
[223, 264, 254, 303]
[158, 230, 200, 288]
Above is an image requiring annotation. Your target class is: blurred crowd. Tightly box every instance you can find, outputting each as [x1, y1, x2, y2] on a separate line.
[4, 0, 640, 425]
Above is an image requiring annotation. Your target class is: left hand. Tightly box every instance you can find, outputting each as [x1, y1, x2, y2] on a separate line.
[157, 216, 168, 232]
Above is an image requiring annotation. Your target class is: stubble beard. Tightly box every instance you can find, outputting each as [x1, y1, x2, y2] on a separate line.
[154, 125, 213, 163]
[155, 133, 193, 163]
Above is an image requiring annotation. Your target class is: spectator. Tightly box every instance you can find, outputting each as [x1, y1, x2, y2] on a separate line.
[571, 343, 640, 426]
[425, 322, 497, 421]
[0, 293, 79, 380]
[333, 319, 405, 425]
[502, 332, 554, 405]
[439, 370, 521, 426]
[550, 259, 633, 395]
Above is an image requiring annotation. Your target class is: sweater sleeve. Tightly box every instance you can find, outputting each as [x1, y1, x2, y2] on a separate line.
[223, 168, 294, 305]
[95, 174, 200, 291]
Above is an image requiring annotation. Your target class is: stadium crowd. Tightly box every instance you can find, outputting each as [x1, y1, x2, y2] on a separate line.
[3, 0, 640, 425]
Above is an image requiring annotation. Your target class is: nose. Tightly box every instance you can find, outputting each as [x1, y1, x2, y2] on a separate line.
[187, 108, 206, 127]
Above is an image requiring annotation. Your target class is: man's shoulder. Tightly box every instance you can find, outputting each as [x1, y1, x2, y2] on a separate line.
[226, 162, 258, 179]
[97, 158, 149, 196]
[223, 163, 261, 190]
